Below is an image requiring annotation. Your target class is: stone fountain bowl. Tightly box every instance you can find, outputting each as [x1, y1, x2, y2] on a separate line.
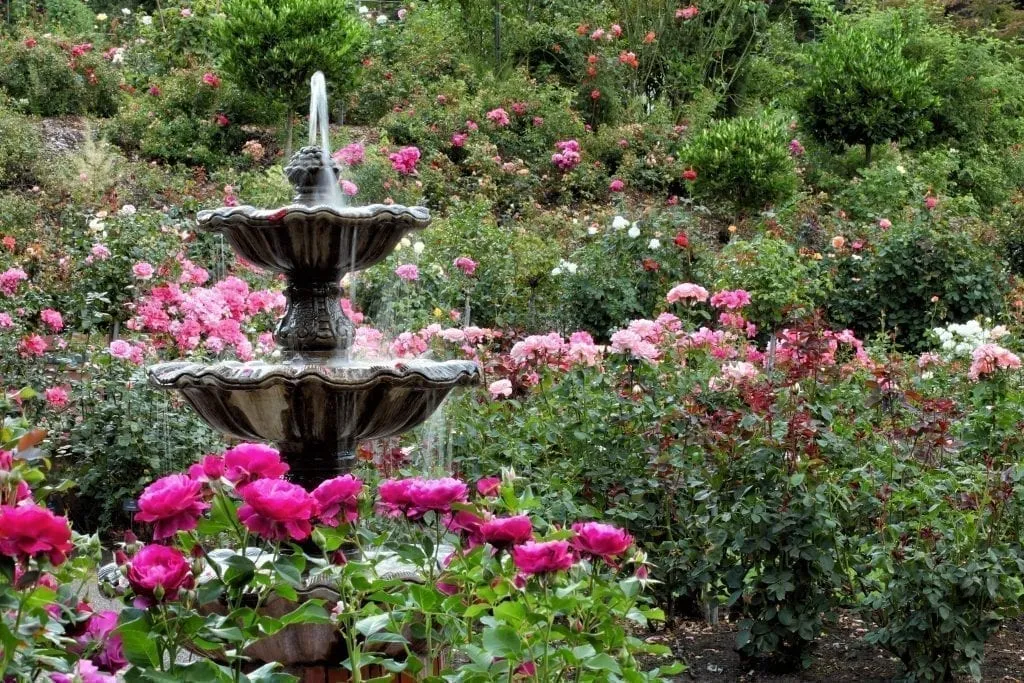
[197, 204, 431, 279]
[148, 358, 480, 485]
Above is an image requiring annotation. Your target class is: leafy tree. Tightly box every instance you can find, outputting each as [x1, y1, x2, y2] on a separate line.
[801, 14, 935, 166]
[213, 0, 368, 153]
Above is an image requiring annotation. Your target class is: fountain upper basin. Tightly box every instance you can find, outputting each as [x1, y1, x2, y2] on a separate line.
[197, 203, 430, 278]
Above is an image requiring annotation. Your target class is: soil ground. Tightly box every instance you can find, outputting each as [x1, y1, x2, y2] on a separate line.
[645, 611, 1024, 682]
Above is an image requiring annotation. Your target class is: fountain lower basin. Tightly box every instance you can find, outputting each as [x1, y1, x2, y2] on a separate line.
[148, 358, 480, 489]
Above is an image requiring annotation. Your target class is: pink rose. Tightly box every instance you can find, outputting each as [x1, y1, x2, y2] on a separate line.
[44, 386, 69, 408]
[333, 142, 365, 166]
[127, 544, 194, 606]
[878, 218, 892, 229]
[238, 479, 318, 541]
[80, 610, 127, 672]
[134, 474, 209, 540]
[20, 334, 47, 357]
[488, 379, 512, 398]
[132, 262, 154, 280]
[340, 180, 359, 196]
[609, 178, 625, 192]
[512, 540, 574, 575]
[109, 339, 132, 359]
[480, 515, 533, 549]
[476, 476, 501, 497]
[395, 263, 419, 281]
[378, 477, 468, 518]
[201, 72, 221, 88]
[223, 442, 289, 488]
[312, 474, 363, 527]
[0, 504, 72, 566]
[570, 521, 633, 564]
[454, 256, 477, 276]
[188, 454, 225, 482]
[40, 308, 64, 332]
[666, 282, 709, 304]
[486, 108, 510, 127]
[388, 146, 421, 175]
[451, 132, 468, 147]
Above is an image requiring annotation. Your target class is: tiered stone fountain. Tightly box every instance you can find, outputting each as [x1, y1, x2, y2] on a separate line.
[147, 75, 480, 675]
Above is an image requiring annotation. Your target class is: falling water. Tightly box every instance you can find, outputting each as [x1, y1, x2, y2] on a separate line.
[416, 398, 452, 475]
[346, 226, 358, 362]
[308, 71, 346, 208]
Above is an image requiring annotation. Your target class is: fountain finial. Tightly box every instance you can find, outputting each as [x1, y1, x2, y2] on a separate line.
[284, 146, 341, 206]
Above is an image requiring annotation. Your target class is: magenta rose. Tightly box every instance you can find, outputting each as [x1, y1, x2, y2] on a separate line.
[476, 476, 501, 497]
[378, 477, 416, 516]
[312, 474, 363, 527]
[0, 503, 73, 566]
[407, 477, 468, 517]
[570, 521, 633, 564]
[512, 540, 574, 575]
[223, 442, 289, 488]
[126, 544, 194, 607]
[480, 515, 533, 550]
[446, 509, 487, 544]
[188, 454, 225, 482]
[238, 478, 317, 541]
[80, 610, 127, 672]
[134, 474, 209, 540]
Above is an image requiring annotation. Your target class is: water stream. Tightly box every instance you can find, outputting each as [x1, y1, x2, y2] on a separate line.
[308, 71, 345, 208]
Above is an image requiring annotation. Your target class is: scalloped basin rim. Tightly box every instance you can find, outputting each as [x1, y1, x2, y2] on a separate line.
[196, 203, 431, 226]
[148, 359, 481, 391]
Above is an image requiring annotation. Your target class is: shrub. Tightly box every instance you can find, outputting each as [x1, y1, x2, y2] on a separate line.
[213, 0, 368, 150]
[712, 235, 821, 335]
[801, 13, 935, 166]
[680, 115, 799, 217]
[826, 215, 1008, 349]
[0, 35, 120, 117]
[0, 107, 42, 190]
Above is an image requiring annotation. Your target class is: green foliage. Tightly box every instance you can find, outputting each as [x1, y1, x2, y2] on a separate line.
[801, 13, 935, 164]
[826, 215, 1008, 350]
[0, 106, 42, 190]
[558, 210, 701, 338]
[712, 235, 820, 334]
[681, 115, 799, 215]
[213, 0, 368, 115]
[0, 34, 119, 117]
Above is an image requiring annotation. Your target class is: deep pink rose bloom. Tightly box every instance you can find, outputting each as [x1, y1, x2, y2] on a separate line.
[313, 474, 363, 527]
[476, 476, 501, 497]
[379, 477, 468, 518]
[395, 263, 419, 281]
[609, 178, 625, 192]
[223, 442, 289, 488]
[571, 521, 633, 563]
[45, 386, 70, 408]
[0, 503, 73, 566]
[40, 308, 64, 332]
[81, 610, 127, 672]
[480, 515, 533, 549]
[446, 509, 486, 544]
[408, 477, 468, 516]
[188, 454, 225, 482]
[126, 544, 194, 607]
[238, 479, 317, 541]
[512, 540, 574, 575]
[134, 474, 209, 540]
[51, 660, 118, 683]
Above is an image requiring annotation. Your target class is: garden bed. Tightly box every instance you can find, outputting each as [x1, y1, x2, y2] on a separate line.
[652, 613, 1024, 682]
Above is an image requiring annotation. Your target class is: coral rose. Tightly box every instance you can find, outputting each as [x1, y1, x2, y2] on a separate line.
[134, 474, 209, 540]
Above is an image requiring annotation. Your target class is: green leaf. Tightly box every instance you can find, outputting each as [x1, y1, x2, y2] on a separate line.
[584, 653, 622, 674]
[482, 625, 522, 657]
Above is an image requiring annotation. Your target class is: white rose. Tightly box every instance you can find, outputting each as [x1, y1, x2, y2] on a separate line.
[399, 237, 411, 249]
[551, 267, 562, 276]
[412, 241, 424, 255]
[376, 14, 388, 24]
[566, 262, 578, 275]
[358, 5, 369, 13]
[587, 226, 598, 235]
[648, 238, 660, 250]
[627, 226, 641, 239]
[121, 7, 131, 15]
[119, 204, 137, 216]
[141, 15, 152, 24]
[612, 216, 630, 230]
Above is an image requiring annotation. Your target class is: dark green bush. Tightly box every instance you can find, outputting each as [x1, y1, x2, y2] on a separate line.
[826, 215, 1009, 349]
[801, 12, 935, 166]
[680, 115, 799, 217]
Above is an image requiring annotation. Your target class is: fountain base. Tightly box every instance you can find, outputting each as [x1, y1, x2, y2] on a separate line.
[279, 441, 356, 491]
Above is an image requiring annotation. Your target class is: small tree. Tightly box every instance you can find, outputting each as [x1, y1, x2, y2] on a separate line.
[801, 15, 935, 166]
[213, 0, 368, 154]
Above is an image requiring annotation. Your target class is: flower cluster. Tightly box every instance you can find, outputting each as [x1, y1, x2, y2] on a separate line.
[551, 140, 582, 171]
[388, 146, 421, 175]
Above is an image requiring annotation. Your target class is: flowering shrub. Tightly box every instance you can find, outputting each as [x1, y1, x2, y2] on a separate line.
[100, 444, 679, 680]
